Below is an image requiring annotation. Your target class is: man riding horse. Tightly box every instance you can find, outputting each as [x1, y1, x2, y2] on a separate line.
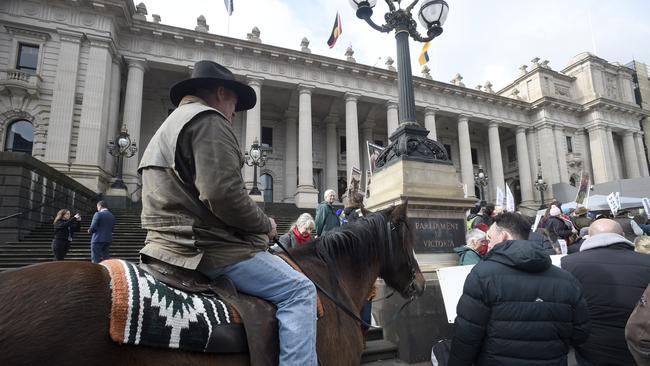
[137, 60, 318, 365]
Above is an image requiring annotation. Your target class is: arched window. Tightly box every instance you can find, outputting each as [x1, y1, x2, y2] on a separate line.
[5, 120, 33, 154]
[260, 173, 273, 203]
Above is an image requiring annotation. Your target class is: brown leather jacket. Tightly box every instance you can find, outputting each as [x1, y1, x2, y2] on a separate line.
[138, 96, 271, 269]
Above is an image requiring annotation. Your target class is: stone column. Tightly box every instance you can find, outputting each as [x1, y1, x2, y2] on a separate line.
[45, 29, 84, 166]
[623, 131, 641, 178]
[325, 117, 339, 199]
[424, 107, 437, 141]
[488, 121, 505, 200]
[457, 115, 475, 197]
[587, 125, 613, 184]
[283, 112, 298, 202]
[606, 127, 620, 180]
[635, 132, 650, 177]
[515, 127, 534, 203]
[553, 126, 569, 183]
[121, 57, 147, 190]
[575, 129, 593, 181]
[526, 129, 539, 184]
[294, 85, 318, 208]
[243, 76, 263, 186]
[386, 100, 399, 141]
[537, 124, 560, 190]
[76, 35, 113, 174]
[105, 58, 122, 173]
[345, 93, 361, 183]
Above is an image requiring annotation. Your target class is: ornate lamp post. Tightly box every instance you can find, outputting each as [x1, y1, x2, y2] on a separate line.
[474, 166, 488, 206]
[350, 0, 451, 169]
[107, 125, 137, 189]
[534, 172, 548, 209]
[244, 139, 267, 196]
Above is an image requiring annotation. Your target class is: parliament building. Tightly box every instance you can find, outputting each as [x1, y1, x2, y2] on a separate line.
[1, 0, 649, 209]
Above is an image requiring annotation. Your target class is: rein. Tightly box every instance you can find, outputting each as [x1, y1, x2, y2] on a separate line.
[273, 219, 417, 329]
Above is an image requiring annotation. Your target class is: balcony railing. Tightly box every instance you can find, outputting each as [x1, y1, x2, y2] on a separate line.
[0, 69, 42, 98]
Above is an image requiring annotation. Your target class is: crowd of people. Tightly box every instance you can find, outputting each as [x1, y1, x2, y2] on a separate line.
[446, 201, 650, 365]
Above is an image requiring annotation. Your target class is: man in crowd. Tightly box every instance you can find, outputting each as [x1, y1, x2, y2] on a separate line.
[137, 60, 317, 365]
[88, 200, 115, 263]
[562, 218, 650, 365]
[448, 212, 590, 365]
[315, 188, 339, 237]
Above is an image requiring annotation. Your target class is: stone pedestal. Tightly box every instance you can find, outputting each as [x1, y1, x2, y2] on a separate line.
[294, 186, 318, 208]
[366, 158, 474, 362]
[104, 187, 130, 209]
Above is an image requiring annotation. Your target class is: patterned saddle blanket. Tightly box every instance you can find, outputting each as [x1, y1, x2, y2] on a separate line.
[101, 259, 247, 353]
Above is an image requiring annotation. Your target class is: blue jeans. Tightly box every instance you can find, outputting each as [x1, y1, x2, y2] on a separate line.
[91, 242, 111, 263]
[201, 251, 317, 366]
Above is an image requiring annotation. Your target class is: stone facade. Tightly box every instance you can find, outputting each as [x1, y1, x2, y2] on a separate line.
[1, 0, 649, 208]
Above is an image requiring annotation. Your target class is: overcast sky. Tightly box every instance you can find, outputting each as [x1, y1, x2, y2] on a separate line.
[144, 0, 650, 91]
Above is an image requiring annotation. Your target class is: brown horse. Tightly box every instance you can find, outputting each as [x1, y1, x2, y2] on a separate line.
[0, 203, 424, 366]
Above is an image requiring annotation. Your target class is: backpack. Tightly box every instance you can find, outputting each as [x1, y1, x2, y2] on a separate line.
[626, 283, 650, 366]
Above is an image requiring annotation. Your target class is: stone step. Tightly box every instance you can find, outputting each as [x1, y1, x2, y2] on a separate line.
[361, 339, 399, 364]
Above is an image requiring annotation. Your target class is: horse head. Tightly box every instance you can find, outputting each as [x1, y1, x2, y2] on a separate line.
[379, 201, 426, 299]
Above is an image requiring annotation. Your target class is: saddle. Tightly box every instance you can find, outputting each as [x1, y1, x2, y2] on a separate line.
[139, 257, 279, 366]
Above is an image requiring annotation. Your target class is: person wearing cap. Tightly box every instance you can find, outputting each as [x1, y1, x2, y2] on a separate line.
[137, 61, 317, 365]
[561, 219, 650, 365]
[571, 207, 592, 231]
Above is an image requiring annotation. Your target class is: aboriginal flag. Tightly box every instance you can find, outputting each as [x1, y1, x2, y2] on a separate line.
[327, 12, 342, 48]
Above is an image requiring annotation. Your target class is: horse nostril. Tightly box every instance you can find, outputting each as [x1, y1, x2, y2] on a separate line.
[415, 273, 426, 296]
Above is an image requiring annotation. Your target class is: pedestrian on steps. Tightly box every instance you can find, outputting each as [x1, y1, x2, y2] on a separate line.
[88, 200, 115, 264]
[52, 209, 81, 261]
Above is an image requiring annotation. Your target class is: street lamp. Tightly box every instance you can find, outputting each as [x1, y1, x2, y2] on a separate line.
[534, 172, 548, 210]
[244, 138, 267, 195]
[350, 0, 451, 170]
[474, 166, 488, 206]
[107, 125, 137, 189]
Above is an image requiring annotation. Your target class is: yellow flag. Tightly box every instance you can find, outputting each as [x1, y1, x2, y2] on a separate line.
[418, 42, 431, 65]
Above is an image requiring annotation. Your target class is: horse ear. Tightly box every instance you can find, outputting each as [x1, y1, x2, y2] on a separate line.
[390, 199, 408, 223]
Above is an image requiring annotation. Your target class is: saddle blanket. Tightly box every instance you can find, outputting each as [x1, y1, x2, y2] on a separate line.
[101, 259, 242, 353]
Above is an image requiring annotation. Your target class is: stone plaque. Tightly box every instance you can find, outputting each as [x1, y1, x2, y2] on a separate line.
[410, 217, 464, 253]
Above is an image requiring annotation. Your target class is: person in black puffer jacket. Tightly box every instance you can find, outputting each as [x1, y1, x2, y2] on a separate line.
[561, 218, 650, 366]
[448, 212, 591, 366]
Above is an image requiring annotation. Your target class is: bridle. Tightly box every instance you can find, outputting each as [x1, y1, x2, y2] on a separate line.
[385, 220, 419, 300]
[273, 216, 421, 329]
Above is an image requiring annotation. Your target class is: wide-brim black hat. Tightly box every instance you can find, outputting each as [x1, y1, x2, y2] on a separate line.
[169, 60, 256, 111]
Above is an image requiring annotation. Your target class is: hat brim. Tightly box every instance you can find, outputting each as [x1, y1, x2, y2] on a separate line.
[169, 77, 257, 111]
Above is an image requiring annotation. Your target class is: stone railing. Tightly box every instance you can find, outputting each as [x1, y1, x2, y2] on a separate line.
[0, 69, 42, 97]
[0, 152, 98, 242]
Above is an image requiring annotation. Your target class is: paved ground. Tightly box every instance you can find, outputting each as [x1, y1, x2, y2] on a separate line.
[364, 350, 579, 365]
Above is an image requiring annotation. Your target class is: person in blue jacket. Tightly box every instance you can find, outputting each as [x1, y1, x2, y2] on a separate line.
[88, 200, 116, 263]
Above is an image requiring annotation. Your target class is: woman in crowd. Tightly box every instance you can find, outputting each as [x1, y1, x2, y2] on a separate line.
[454, 229, 487, 265]
[52, 209, 81, 260]
[278, 213, 315, 249]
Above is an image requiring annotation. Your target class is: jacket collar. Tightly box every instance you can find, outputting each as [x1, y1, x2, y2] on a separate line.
[179, 95, 229, 122]
[579, 232, 634, 252]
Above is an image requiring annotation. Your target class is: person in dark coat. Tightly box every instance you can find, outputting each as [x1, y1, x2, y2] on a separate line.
[278, 213, 314, 249]
[88, 200, 116, 264]
[314, 189, 340, 237]
[448, 212, 591, 366]
[338, 192, 370, 225]
[543, 205, 572, 244]
[571, 207, 592, 231]
[561, 218, 650, 366]
[51, 209, 81, 260]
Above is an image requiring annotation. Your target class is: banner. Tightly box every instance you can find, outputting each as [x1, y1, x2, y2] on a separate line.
[505, 184, 515, 212]
[366, 141, 385, 176]
[348, 166, 361, 195]
[364, 169, 372, 199]
[574, 171, 591, 205]
[496, 186, 504, 208]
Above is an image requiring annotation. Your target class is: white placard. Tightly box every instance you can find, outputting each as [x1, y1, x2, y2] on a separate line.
[496, 186, 504, 207]
[438, 256, 566, 324]
[643, 197, 650, 219]
[557, 239, 568, 255]
[531, 212, 543, 232]
[607, 192, 619, 216]
[437, 265, 475, 323]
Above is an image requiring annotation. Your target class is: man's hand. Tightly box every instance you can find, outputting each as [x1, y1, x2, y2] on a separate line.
[267, 217, 277, 241]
